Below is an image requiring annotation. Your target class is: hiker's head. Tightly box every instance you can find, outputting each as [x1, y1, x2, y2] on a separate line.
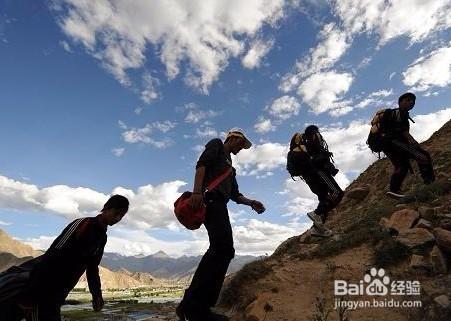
[304, 125, 320, 142]
[100, 194, 129, 226]
[398, 92, 416, 111]
[224, 128, 252, 155]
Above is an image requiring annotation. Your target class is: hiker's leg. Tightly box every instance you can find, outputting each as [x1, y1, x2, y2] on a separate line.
[304, 172, 330, 223]
[0, 302, 24, 321]
[26, 304, 61, 321]
[317, 171, 344, 221]
[384, 142, 410, 192]
[182, 196, 234, 312]
[411, 146, 435, 184]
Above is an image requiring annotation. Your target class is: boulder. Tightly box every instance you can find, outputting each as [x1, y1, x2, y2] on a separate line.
[418, 207, 436, 221]
[387, 209, 420, 233]
[433, 228, 451, 253]
[431, 246, 448, 274]
[346, 186, 370, 201]
[415, 219, 433, 230]
[410, 254, 432, 272]
[397, 228, 435, 249]
[439, 218, 451, 231]
[245, 292, 272, 321]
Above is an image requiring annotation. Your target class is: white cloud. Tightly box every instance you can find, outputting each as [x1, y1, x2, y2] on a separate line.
[355, 89, 394, 109]
[59, 40, 72, 52]
[112, 147, 125, 157]
[266, 95, 301, 120]
[184, 103, 221, 124]
[0, 173, 187, 230]
[410, 107, 451, 142]
[233, 142, 288, 176]
[54, 0, 287, 93]
[140, 72, 160, 104]
[121, 121, 176, 148]
[389, 72, 396, 80]
[334, 0, 451, 45]
[254, 117, 276, 134]
[403, 45, 451, 91]
[0, 220, 12, 226]
[297, 71, 353, 115]
[195, 127, 218, 139]
[280, 23, 350, 93]
[242, 38, 274, 69]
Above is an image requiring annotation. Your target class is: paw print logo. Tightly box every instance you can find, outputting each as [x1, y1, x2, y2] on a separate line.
[364, 268, 390, 296]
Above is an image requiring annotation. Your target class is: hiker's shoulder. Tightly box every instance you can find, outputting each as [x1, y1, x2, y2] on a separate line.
[205, 138, 223, 149]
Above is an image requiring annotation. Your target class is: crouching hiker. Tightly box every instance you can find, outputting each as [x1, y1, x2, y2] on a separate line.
[287, 125, 344, 237]
[0, 194, 129, 321]
[176, 128, 265, 321]
[367, 92, 435, 199]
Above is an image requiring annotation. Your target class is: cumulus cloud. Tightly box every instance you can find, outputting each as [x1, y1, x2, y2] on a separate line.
[254, 117, 276, 134]
[355, 89, 394, 109]
[266, 95, 301, 120]
[121, 120, 176, 148]
[233, 142, 288, 176]
[280, 23, 350, 92]
[403, 45, 451, 92]
[334, 0, 451, 45]
[0, 173, 187, 229]
[297, 71, 353, 115]
[195, 127, 219, 139]
[53, 0, 287, 93]
[242, 38, 275, 69]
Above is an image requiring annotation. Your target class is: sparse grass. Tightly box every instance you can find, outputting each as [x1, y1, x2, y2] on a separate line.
[403, 179, 451, 204]
[309, 295, 332, 321]
[219, 258, 272, 308]
[373, 235, 410, 267]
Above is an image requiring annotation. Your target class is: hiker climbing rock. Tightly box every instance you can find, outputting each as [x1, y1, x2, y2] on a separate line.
[286, 125, 344, 237]
[176, 128, 265, 321]
[367, 92, 435, 199]
[0, 195, 129, 321]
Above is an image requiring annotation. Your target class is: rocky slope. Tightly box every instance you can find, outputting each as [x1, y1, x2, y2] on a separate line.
[218, 120, 451, 321]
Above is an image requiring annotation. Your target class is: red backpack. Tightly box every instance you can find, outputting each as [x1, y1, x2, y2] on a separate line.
[174, 167, 233, 230]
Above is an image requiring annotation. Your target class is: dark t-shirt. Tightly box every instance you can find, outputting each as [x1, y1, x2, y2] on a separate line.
[196, 138, 242, 203]
[382, 108, 410, 139]
[25, 216, 106, 305]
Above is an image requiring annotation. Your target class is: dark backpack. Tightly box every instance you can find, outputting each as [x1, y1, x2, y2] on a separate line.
[367, 109, 390, 153]
[286, 133, 312, 179]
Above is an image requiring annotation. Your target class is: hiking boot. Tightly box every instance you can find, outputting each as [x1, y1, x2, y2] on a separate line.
[307, 211, 324, 227]
[311, 226, 333, 237]
[386, 190, 405, 199]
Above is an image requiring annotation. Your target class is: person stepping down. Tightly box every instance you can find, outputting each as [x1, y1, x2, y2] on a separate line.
[176, 128, 266, 321]
[287, 125, 344, 238]
[367, 92, 435, 199]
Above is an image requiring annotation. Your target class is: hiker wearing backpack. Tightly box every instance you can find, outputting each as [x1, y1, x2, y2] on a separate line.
[176, 128, 265, 321]
[367, 92, 435, 199]
[286, 125, 343, 237]
[0, 195, 129, 321]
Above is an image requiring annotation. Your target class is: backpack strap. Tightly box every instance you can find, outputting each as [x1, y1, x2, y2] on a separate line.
[206, 167, 233, 192]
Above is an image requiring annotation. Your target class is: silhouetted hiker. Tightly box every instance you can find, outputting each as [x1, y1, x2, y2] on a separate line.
[287, 125, 343, 237]
[176, 128, 265, 321]
[367, 92, 435, 199]
[0, 194, 129, 321]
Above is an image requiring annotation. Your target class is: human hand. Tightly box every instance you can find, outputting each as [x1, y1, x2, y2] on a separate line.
[190, 193, 204, 210]
[251, 200, 265, 214]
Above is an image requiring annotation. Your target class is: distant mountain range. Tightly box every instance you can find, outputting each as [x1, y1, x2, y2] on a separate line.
[0, 228, 258, 288]
[101, 251, 258, 281]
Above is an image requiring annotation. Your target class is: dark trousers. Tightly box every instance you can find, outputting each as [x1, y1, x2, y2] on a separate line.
[182, 196, 234, 313]
[303, 170, 344, 222]
[383, 139, 435, 192]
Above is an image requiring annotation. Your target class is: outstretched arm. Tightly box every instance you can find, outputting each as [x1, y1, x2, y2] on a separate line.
[87, 243, 105, 311]
[235, 195, 265, 214]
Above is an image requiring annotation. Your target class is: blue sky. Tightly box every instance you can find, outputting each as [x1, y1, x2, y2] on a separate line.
[0, 0, 450, 257]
